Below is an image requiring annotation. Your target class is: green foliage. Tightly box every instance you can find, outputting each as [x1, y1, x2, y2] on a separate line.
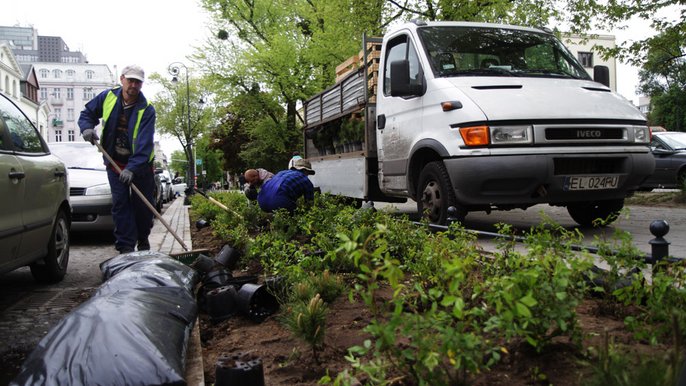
[583, 332, 678, 386]
[282, 294, 328, 364]
[169, 150, 188, 178]
[190, 193, 686, 384]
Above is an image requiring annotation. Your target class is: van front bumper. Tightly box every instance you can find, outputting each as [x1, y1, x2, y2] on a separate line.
[443, 152, 655, 207]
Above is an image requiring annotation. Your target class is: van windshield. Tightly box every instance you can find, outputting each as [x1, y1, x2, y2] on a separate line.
[417, 26, 592, 80]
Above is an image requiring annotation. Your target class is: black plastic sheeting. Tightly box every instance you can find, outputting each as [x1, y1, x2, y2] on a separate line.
[11, 252, 200, 386]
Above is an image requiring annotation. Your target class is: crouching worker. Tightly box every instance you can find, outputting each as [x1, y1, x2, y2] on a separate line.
[243, 168, 274, 200]
[257, 159, 315, 212]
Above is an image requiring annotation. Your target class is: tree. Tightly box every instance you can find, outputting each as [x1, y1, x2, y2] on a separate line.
[635, 26, 686, 131]
[169, 150, 188, 179]
[149, 72, 212, 186]
[195, 0, 388, 168]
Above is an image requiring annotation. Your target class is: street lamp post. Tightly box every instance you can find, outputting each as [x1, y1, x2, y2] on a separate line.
[167, 61, 195, 192]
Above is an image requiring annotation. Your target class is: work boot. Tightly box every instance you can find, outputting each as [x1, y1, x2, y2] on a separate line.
[137, 239, 150, 251]
[117, 246, 134, 254]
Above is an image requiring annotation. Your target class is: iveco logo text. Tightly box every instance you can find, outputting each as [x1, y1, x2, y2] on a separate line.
[576, 130, 602, 138]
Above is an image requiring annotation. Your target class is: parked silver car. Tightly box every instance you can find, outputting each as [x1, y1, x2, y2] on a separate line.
[157, 168, 174, 203]
[49, 142, 114, 232]
[0, 92, 71, 282]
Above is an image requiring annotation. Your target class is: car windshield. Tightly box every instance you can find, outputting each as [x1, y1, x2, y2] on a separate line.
[417, 26, 591, 80]
[658, 132, 686, 150]
[49, 143, 106, 170]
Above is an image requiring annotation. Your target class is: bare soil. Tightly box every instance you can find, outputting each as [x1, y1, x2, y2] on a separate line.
[191, 225, 667, 385]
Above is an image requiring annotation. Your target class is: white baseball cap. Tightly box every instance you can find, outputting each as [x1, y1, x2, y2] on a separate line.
[121, 65, 145, 81]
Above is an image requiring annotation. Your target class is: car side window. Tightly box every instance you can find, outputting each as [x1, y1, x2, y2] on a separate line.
[0, 95, 46, 154]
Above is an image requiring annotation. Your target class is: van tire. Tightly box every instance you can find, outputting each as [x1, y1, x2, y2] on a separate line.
[567, 199, 624, 227]
[30, 209, 70, 283]
[416, 161, 463, 225]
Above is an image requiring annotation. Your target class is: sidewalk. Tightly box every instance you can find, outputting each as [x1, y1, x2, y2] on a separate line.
[148, 196, 204, 386]
[149, 196, 193, 255]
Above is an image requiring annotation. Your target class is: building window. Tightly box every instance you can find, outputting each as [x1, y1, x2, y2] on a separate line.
[55, 108, 62, 118]
[67, 108, 74, 121]
[68, 130, 75, 141]
[55, 130, 62, 142]
[53, 88, 61, 98]
[52, 69, 63, 78]
[40, 88, 48, 100]
[67, 88, 74, 100]
[83, 87, 94, 99]
[86, 70, 94, 79]
[578, 52, 593, 68]
[39, 69, 49, 78]
[66, 69, 75, 77]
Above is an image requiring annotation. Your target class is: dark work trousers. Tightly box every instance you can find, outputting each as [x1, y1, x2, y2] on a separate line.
[107, 166, 155, 252]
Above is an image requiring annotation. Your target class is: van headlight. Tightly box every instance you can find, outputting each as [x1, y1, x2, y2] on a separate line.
[86, 183, 111, 196]
[490, 125, 532, 145]
[633, 126, 650, 143]
[459, 125, 532, 146]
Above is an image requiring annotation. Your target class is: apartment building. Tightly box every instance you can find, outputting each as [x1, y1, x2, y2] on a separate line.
[1, 25, 116, 142]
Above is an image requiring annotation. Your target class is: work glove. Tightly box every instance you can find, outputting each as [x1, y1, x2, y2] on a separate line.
[244, 185, 258, 201]
[82, 129, 99, 145]
[119, 169, 134, 185]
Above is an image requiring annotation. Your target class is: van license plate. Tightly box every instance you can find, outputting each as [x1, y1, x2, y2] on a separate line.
[564, 176, 618, 191]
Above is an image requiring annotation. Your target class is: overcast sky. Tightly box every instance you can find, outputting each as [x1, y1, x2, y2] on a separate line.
[2, 1, 666, 156]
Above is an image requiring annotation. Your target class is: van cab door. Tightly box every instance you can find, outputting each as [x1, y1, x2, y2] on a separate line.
[377, 33, 424, 194]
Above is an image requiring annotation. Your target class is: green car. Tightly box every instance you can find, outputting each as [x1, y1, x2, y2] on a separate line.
[0, 92, 71, 283]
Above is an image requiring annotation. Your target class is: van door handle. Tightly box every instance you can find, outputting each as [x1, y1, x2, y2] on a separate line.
[9, 171, 25, 180]
[377, 114, 386, 130]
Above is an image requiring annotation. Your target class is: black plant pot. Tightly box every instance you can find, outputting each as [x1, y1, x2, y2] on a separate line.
[191, 254, 217, 273]
[215, 244, 241, 270]
[206, 285, 238, 323]
[215, 352, 265, 386]
[202, 268, 232, 290]
[226, 275, 258, 290]
[235, 283, 279, 322]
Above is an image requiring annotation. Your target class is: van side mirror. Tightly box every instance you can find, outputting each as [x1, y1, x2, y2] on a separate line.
[593, 65, 610, 87]
[390, 60, 423, 97]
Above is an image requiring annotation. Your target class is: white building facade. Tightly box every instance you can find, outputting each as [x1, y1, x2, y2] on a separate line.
[562, 33, 618, 92]
[0, 41, 50, 138]
[33, 62, 116, 143]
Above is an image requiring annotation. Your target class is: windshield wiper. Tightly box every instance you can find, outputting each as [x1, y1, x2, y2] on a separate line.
[449, 68, 516, 77]
[519, 68, 575, 78]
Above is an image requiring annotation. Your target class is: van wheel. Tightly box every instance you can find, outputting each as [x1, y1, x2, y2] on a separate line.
[30, 209, 70, 283]
[416, 161, 464, 225]
[567, 199, 624, 227]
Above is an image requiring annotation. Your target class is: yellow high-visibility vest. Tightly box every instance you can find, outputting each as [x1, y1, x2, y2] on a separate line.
[102, 89, 153, 162]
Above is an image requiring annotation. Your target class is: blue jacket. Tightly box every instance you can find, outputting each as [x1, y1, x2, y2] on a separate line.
[78, 87, 156, 175]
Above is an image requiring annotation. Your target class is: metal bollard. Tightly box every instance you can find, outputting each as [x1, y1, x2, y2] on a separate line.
[446, 206, 459, 226]
[648, 220, 670, 264]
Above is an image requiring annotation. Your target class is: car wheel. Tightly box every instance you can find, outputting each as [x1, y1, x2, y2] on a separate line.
[30, 209, 70, 283]
[678, 169, 686, 190]
[566, 199, 624, 227]
[416, 161, 464, 225]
